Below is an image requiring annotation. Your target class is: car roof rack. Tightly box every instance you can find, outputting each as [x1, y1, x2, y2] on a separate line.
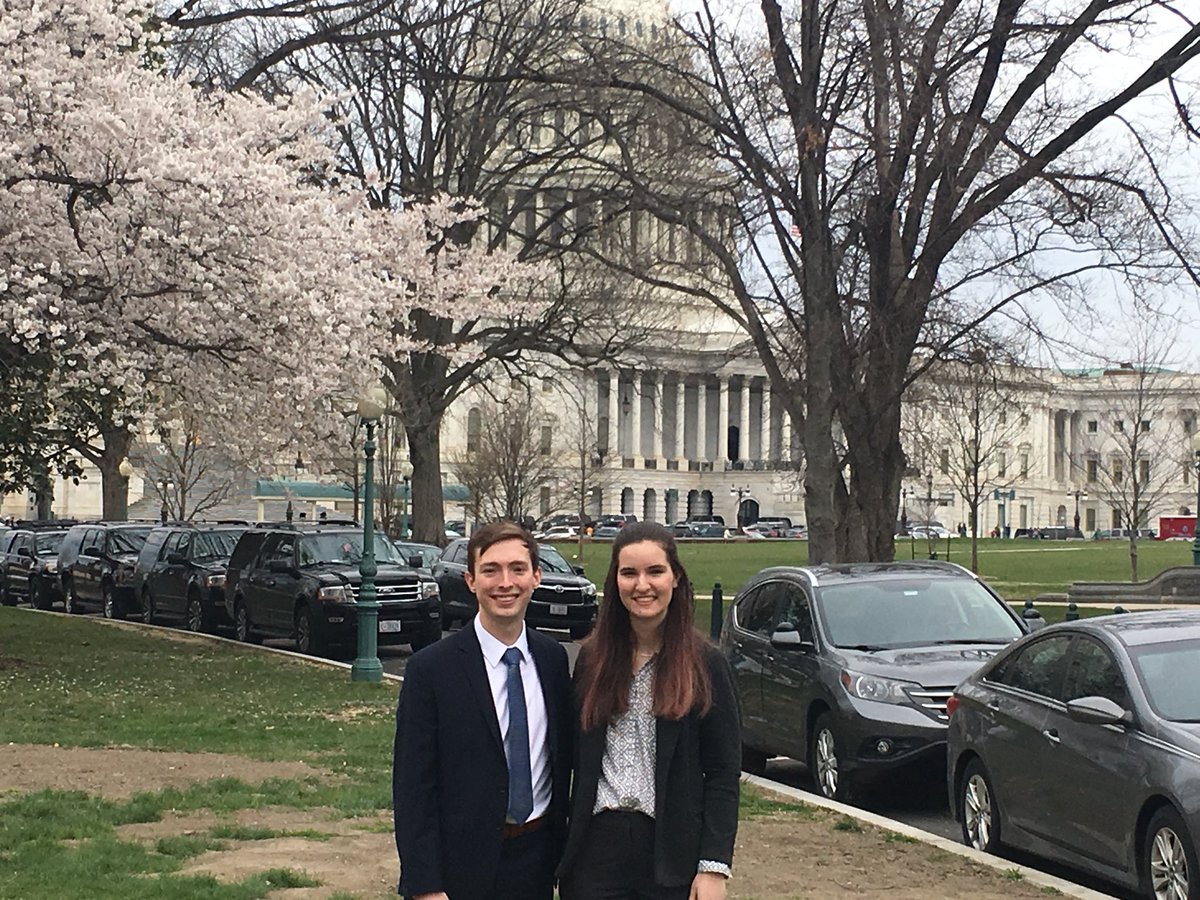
[253, 520, 361, 530]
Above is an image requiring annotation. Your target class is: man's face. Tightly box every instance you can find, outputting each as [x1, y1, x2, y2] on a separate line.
[465, 537, 541, 632]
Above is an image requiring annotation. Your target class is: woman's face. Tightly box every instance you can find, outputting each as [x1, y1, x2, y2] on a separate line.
[616, 540, 678, 630]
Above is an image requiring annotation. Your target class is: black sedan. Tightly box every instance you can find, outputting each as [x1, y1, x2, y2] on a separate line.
[948, 610, 1200, 900]
[433, 538, 598, 639]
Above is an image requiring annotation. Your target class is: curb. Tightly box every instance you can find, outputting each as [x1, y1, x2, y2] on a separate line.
[742, 774, 1117, 899]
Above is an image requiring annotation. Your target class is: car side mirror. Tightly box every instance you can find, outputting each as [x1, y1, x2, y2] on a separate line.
[408, 555, 424, 568]
[167, 553, 187, 565]
[1021, 610, 1047, 633]
[81, 547, 101, 558]
[1066, 696, 1133, 728]
[16, 547, 33, 559]
[770, 623, 814, 651]
[572, 565, 586, 576]
[268, 559, 295, 575]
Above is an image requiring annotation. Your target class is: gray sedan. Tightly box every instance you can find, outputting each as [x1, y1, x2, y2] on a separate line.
[947, 610, 1200, 900]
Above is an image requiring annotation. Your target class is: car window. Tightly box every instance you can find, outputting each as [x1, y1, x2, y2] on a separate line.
[82, 529, 103, 553]
[36, 533, 64, 555]
[817, 577, 1022, 650]
[537, 546, 573, 574]
[451, 542, 469, 565]
[193, 530, 241, 560]
[1131, 638, 1200, 721]
[261, 535, 296, 567]
[735, 584, 778, 637]
[13, 534, 32, 555]
[996, 635, 1073, 700]
[297, 533, 398, 566]
[176, 532, 193, 558]
[108, 528, 150, 554]
[161, 533, 182, 559]
[781, 584, 816, 644]
[1063, 638, 1128, 706]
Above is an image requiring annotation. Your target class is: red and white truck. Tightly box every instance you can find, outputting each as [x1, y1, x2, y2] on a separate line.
[1158, 515, 1197, 540]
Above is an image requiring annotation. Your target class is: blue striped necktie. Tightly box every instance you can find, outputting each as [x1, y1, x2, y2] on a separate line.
[501, 647, 533, 824]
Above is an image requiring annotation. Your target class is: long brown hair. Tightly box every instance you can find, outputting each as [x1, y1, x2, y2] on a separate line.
[578, 522, 712, 732]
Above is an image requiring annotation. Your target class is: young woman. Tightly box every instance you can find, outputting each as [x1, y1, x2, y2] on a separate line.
[557, 522, 740, 900]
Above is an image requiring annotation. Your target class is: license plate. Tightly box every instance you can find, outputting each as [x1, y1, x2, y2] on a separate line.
[549, 604, 568, 616]
[379, 620, 403, 633]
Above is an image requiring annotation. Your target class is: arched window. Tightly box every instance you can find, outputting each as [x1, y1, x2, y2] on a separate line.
[643, 488, 657, 523]
[467, 407, 481, 453]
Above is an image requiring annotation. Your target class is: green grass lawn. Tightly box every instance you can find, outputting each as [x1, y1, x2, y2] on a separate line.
[554, 537, 1194, 601]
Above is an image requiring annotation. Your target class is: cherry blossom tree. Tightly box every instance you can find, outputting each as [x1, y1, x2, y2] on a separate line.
[0, 0, 536, 517]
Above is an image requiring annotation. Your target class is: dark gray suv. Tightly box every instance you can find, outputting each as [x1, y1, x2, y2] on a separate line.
[720, 561, 1026, 801]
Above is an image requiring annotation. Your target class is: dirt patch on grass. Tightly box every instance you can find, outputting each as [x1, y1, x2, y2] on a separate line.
[0, 744, 321, 800]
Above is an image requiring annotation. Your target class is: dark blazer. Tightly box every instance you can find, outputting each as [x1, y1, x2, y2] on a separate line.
[557, 643, 741, 887]
[393, 624, 573, 899]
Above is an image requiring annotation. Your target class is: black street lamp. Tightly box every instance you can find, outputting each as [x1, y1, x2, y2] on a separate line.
[1068, 488, 1087, 538]
[1192, 434, 1200, 566]
[159, 479, 173, 524]
[351, 386, 388, 684]
[399, 460, 413, 539]
[900, 487, 909, 533]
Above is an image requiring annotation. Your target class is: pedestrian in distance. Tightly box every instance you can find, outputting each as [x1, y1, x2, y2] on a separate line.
[392, 521, 573, 900]
[557, 521, 741, 900]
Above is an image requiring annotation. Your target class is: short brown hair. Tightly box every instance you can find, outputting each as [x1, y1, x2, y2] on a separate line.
[466, 521, 540, 575]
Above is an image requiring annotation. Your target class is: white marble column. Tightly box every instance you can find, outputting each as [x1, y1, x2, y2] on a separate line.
[761, 381, 773, 463]
[606, 369, 619, 459]
[674, 376, 686, 463]
[739, 376, 751, 463]
[629, 371, 642, 462]
[650, 372, 663, 461]
[696, 379, 708, 462]
[717, 376, 730, 463]
[781, 408, 792, 463]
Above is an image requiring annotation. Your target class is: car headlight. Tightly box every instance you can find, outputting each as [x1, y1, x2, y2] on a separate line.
[205, 574, 226, 588]
[840, 669, 919, 704]
[316, 585, 350, 603]
[420, 580, 439, 599]
[583, 582, 597, 597]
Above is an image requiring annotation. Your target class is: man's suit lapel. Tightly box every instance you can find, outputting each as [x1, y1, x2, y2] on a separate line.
[528, 636, 560, 757]
[457, 626, 504, 754]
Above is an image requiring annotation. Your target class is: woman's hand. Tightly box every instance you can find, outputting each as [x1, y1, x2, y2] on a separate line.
[689, 872, 727, 900]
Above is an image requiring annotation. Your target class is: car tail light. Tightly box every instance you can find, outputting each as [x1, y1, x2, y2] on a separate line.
[945, 694, 961, 718]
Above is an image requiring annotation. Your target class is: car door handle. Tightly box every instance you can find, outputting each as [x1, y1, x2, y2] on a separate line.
[1041, 728, 1060, 744]
[986, 699, 1001, 711]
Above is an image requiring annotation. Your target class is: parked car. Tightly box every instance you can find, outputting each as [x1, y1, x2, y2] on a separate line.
[785, 525, 809, 539]
[392, 540, 442, 572]
[433, 538, 598, 639]
[1093, 527, 1156, 541]
[755, 516, 793, 531]
[591, 525, 620, 540]
[594, 513, 638, 529]
[720, 561, 1026, 800]
[224, 524, 441, 657]
[536, 513, 591, 532]
[674, 520, 727, 539]
[535, 525, 579, 541]
[947, 610, 1200, 900]
[58, 522, 154, 618]
[0, 525, 68, 609]
[909, 523, 952, 540]
[134, 524, 246, 632]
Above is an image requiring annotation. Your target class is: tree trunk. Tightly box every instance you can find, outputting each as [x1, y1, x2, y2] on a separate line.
[1129, 536, 1139, 582]
[97, 428, 133, 521]
[969, 503, 980, 573]
[406, 419, 446, 546]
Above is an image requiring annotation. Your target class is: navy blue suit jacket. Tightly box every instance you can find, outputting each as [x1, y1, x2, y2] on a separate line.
[393, 624, 573, 898]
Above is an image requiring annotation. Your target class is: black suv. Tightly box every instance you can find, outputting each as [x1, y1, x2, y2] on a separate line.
[0, 524, 70, 609]
[721, 561, 1027, 801]
[135, 524, 247, 632]
[58, 522, 155, 618]
[224, 524, 442, 657]
[433, 539, 598, 639]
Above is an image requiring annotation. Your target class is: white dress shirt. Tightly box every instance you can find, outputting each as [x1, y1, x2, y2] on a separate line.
[473, 615, 552, 821]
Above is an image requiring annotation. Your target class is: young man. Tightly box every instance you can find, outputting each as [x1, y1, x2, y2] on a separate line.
[393, 522, 573, 900]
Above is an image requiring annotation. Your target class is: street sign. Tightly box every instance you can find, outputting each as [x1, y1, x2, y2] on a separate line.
[992, 488, 1016, 501]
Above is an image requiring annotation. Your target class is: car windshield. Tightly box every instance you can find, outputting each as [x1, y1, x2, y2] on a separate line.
[193, 530, 243, 561]
[538, 546, 574, 574]
[36, 533, 65, 555]
[817, 578, 1022, 650]
[1131, 639, 1200, 721]
[395, 543, 440, 568]
[109, 528, 151, 554]
[298, 533, 399, 566]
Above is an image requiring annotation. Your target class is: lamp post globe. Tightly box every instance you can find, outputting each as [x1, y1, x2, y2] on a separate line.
[1192, 433, 1200, 566]
[351, 384, 389, 683]
[118, 458, 134, 479]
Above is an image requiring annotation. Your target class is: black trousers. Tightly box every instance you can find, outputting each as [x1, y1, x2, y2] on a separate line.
[404, 828, 553, 900]
[559, 811, 690, 900]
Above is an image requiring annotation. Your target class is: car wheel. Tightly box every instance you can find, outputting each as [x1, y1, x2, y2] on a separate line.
[1143, 806, 1199, 900]
[141, 589, 156, 625]
[102, 583, 123, 620]
[234, 601, 259, 644]
[186, 592, 207, 634]
[30, 580, 49, 610]
[741, 743, 769, 776]
[809, 712, 855, 801]
[959, 758, 1002, 853]
[64, 580, 80, 615]
[0, 581, 15, 606]
[295, 607, 323, 657]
